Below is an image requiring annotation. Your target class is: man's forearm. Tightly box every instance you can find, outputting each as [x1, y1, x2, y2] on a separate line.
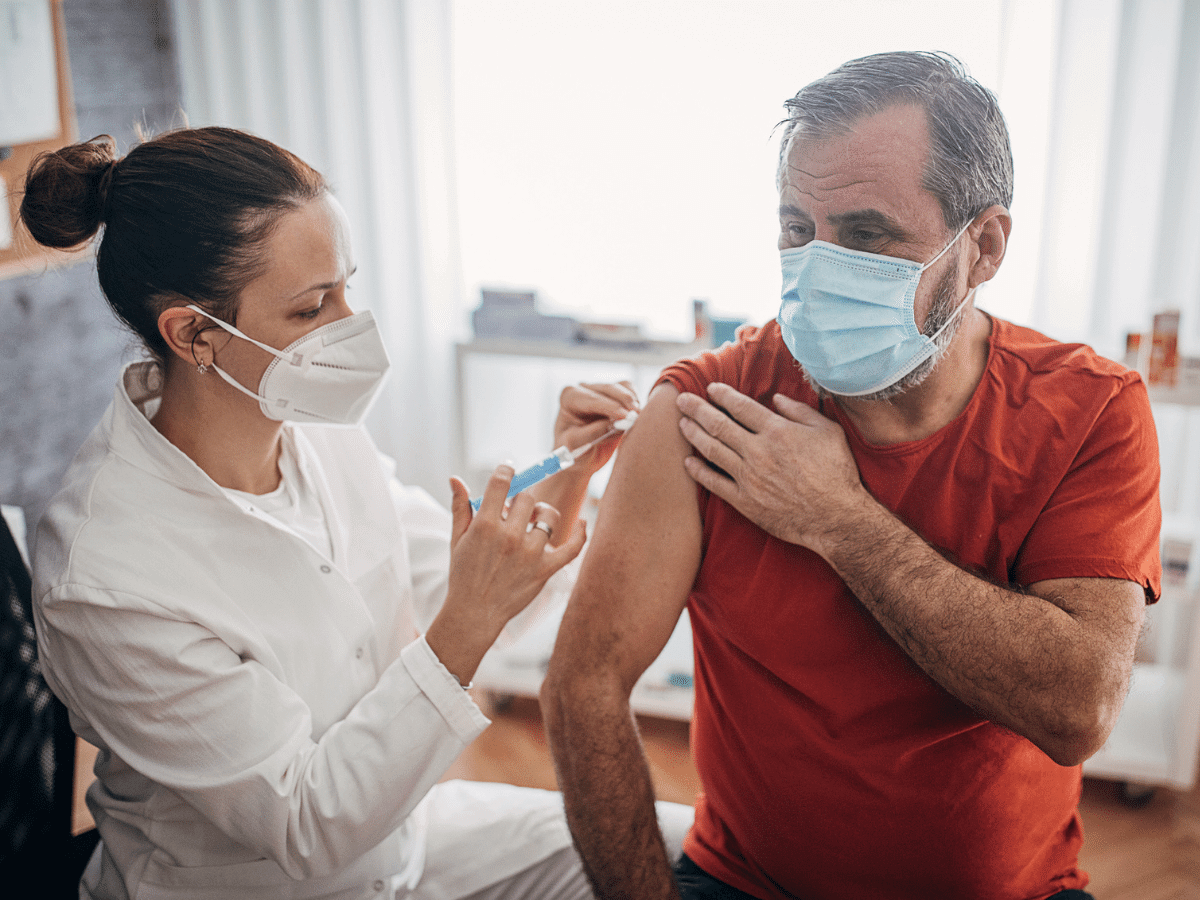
[542, 679, 679, 900]
[820, 498, 1141, 765]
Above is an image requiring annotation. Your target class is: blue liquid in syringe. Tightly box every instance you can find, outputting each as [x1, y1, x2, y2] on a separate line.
[467, 412, 635, 512]
[469, 447, 573, 512]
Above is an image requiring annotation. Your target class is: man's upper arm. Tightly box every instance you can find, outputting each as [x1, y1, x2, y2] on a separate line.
[547, 383, 702, 696]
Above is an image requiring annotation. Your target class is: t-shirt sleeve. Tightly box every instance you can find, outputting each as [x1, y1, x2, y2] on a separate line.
[658, 326, 760, 397]
[1014, 377, 1162, 601]
[660, 353, 721, 398]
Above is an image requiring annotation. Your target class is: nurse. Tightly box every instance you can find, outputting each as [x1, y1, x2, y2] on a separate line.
[19, 127, 692, 900]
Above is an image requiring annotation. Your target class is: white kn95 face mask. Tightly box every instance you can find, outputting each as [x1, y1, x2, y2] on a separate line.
[187, 304, 391, 426]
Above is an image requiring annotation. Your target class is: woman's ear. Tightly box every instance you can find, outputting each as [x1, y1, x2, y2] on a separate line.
[966, 204, 1012, 289]
[158, 304, 218, 369]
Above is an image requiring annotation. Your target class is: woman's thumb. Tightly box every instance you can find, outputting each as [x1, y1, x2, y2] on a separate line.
[449, 477, 472, 547]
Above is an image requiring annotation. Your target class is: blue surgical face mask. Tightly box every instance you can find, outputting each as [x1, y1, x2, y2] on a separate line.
[776, 221, 973, 397]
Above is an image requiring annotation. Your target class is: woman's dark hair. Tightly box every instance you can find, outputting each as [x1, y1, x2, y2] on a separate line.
[19, 127, 327, 361]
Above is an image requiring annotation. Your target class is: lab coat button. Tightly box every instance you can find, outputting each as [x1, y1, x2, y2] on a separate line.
[356, 647, 364, 659]
[373, 880, 385, 892]
[320, 564, 332, 573]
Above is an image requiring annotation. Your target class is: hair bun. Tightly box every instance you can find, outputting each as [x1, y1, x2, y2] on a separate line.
[19, 135, 119, 249]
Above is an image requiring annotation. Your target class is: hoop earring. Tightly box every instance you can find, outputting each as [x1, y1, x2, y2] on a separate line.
[190, 329, 209, 374]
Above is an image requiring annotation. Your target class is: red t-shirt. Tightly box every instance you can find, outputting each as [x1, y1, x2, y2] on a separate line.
[659, 316, 1161, 900]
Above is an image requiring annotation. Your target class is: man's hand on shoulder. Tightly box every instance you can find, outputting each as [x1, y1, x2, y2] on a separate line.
[675, 382, 872, 557]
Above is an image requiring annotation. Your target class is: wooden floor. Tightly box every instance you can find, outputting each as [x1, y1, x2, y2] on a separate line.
[445, 694, 1200, 900]
[71, 692, 1200, 897]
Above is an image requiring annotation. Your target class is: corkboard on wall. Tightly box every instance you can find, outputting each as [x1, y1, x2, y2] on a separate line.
[0, 0, 87, 280]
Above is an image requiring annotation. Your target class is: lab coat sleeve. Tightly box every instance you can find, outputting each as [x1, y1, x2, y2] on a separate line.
[36, 583, 489, 881]
[389, 479, 453, 635]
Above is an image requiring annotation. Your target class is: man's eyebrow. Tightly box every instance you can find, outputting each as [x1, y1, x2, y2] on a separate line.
[827, 209, 910, 236]
[778, 204, 811, 219]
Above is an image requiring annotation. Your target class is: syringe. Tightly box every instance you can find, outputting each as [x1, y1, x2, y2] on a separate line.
[470, 411, 637, 512]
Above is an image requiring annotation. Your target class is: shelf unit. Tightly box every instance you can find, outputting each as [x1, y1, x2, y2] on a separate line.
[453, 338, 699, 488]
[1082, 382, 1200, 791]
[473, 601, 695, 721]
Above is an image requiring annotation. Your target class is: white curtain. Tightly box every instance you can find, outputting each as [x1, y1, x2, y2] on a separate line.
[1024, 0, 1200, 537]
[1032, 0, 1200, 359]
[167, 0, 1200, 496]
[168, 0, 463, 501]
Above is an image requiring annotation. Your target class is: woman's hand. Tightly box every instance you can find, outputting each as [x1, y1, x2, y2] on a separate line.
[554, 381, 640, 477]
[424, 464, 586, 687]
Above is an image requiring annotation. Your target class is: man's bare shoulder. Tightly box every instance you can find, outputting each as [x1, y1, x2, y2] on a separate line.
[585, 382, 699, 562]
[549, 383, 702, 679]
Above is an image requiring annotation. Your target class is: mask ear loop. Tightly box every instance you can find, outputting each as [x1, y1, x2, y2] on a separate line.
[919, 218, 975, 273]
[185, 303, 292, 361]
[186, 304, 245, 376]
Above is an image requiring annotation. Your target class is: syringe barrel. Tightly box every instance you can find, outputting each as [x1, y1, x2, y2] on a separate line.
[470, 447, 573, 511]
[508, 453, 564, 496]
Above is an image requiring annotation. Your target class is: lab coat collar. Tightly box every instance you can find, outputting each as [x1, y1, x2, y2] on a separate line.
[111, 361, 234, 502]
[108, 361, 399, 581]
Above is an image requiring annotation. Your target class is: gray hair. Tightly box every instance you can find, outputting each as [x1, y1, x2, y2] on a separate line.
[777, 51, 1013, 231]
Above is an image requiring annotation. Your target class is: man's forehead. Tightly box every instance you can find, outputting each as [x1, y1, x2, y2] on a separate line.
[780, 104, 933, 213]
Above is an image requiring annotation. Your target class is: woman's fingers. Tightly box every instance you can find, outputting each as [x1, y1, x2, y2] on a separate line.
[476, 463, 515, 520]
[448, 477, 472, 548]
[559, 382, 640, 427]
[578, 380, 639, 411]
[526, 501, 561, 544]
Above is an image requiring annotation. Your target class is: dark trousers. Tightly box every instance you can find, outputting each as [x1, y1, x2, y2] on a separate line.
[673, 852, 1096, 900]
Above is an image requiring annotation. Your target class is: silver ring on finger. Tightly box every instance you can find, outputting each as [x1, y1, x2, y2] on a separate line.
[530, 520, 553, 540]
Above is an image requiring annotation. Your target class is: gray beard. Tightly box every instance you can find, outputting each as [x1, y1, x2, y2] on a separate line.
[805, 249, 966, 403]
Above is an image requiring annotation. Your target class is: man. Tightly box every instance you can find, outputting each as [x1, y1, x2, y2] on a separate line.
[541, 51, 1161, 900]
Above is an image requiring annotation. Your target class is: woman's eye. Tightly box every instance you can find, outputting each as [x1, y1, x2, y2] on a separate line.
[298, 305, 323, 320]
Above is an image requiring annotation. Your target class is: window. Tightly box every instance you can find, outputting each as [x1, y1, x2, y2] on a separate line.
[451, 0, 1045, 340]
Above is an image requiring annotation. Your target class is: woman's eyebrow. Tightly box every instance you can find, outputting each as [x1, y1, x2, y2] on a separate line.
[287, 266, 358, 301]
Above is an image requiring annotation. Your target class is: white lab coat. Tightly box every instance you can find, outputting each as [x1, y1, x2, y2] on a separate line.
[31, 361, 576, 900]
